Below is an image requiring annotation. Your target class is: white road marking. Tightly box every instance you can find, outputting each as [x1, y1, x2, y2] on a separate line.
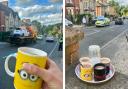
[107, 27, 118, 31]
[85, 24, 120, 36]
[101, 28, 127, 49]
[108, 26, 115, 29]
[86, 30, 100, 36]
[0, 42, 8, 45]
[86, 26, 95, 29]
[48, 42, 58, 57]
[2, 53, 16, 59]
[86, 25, 121, 36]
[3, 56, 6, 59]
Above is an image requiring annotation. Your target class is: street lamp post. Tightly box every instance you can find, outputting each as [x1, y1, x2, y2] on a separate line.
[61, 7, 63, 34]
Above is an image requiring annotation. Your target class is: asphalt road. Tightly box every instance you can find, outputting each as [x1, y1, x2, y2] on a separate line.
[79, 20, 128, 57]
[0, 38, 62, 89]
[66, 20, 128, 89]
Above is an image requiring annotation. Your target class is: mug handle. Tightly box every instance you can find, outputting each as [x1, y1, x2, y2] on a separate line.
[4, 53, 17, 77]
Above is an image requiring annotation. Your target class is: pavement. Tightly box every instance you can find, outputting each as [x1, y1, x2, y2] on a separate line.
[66, 20, 128, 89]
[0, 38, 62, 89]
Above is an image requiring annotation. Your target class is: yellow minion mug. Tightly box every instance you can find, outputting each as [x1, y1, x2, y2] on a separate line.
[80, 63, 93, 81]
[4, 47, 47, 89]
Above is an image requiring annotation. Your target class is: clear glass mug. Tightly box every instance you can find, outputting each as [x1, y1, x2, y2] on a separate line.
[88, 45, 101, 65]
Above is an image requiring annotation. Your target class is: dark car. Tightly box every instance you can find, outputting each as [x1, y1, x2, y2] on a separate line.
[115, 18, 124, 25]
[92, 17, 97, 25]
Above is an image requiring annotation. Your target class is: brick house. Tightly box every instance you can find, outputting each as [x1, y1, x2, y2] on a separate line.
[65, 0, 80, 16]
[96, 0, 109, 16]
[0, 1, 20, 32]
[79, 0, 96, 16]
[0, 11, 5, 31]
[107, 5, 117, 16]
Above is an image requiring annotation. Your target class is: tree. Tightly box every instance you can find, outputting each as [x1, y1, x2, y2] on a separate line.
[122, 6, 128, 16]
[52, 26, 59, 36]
[109, 0, 128, 17]
[44, 25, 54, 35]
[32, 20, 42, 34]
[109, 0, 119, 6]
[109, 0, 121, 16]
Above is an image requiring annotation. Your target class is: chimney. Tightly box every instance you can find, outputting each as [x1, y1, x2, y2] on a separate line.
[1, 1, 8, 7]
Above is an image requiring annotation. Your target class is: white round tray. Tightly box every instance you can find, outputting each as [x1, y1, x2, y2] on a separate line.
[75, 64, 115, 84]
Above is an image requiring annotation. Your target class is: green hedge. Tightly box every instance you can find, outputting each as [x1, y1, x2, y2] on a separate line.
[67, 13, 94, 25]
[0, 31, 10, 42]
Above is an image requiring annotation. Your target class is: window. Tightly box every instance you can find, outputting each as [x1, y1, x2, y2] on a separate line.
[66, 0, 72, 3]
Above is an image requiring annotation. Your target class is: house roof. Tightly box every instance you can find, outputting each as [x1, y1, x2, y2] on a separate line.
[96, 1, 109, 7]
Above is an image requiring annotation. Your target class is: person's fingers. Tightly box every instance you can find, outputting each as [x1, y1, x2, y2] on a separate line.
[47, 59, 58, 68]
[42, 83, 49, 89]
[47, 59, 62, 78]
[23, 63, 53, 82]
[45, 59, 51, 69]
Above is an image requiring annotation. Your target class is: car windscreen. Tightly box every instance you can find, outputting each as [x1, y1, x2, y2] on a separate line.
[119, 18, 122, 20]
[98, 19, 104, 21]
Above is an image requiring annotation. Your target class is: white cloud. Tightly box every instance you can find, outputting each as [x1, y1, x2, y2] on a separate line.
[15, 0, 35, 6]
[117, 0, 128, 5]
[12, 4, 56, 17]
[30, 13, 62, 25]
[12, 5, 62, 25]
[10, 0, 62, 25]
[15, 0, 63, 6]
[49, 0, 62, 3]
[0, 0, 8, 2]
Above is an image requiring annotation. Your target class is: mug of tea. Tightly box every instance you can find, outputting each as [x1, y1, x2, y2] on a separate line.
[79, 57, 91, 66]
[94, 63, 106, 81]
[4, 47, 47, 89]
[101, 57, 111, 75]
[80, 62, 93, 81]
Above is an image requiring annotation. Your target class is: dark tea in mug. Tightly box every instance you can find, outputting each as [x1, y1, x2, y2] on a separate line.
[94, 63, 106, 81]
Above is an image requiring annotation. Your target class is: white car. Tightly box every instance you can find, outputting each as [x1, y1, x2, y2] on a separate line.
[13, 29, 24, 36]
[37, 35, 43, 40]
[46, 36, 54, 42]
[13, 28, 29, 36]
[65, 19, 73, 27]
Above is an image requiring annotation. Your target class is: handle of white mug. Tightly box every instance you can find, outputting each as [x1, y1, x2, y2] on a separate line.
[4, 53, 17, 77]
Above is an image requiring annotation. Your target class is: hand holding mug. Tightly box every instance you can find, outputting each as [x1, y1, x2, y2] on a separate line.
[23, 59, 63, 89]
[5, 47, 47, 89]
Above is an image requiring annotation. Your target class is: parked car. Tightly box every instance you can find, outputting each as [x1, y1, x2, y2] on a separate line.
[12, 28, 24, 37]
[95, 17, 110, 27]
[92, 17, 97, 24]
[37, 35, 43, 40]
[115, 18, 124, 25]
[46, 35, 55, 42]
[65, 19, 73, 27]
[104, 18, 110, 26]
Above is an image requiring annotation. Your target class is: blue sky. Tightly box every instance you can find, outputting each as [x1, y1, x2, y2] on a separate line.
[117, 0, 128, 5]
[108, 0, 128, 5]
[7, 0, 63, 25]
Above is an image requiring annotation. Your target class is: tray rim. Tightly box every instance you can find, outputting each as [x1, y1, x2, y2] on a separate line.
[75, 63, 115, 84]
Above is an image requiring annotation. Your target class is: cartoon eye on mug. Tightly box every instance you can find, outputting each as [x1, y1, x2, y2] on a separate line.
[18, 69, 39, 82]
[30, 75, 38, 82]
[18, 69, 28, 80]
